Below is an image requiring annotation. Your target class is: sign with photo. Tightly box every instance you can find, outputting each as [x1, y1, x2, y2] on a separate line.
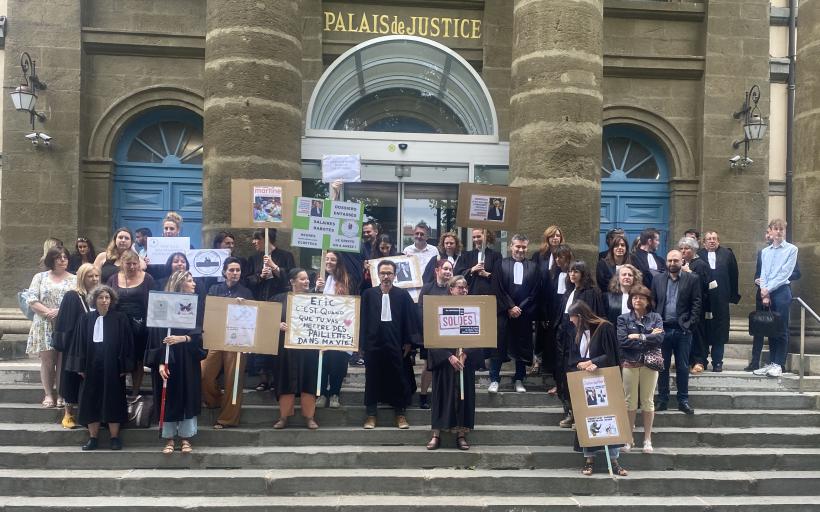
[291, 197, 364, 253]
[455, 183, 521, 231]
[367, 254, 423, 289]
[146, 291, 199, 330]
[230, 179, 302, 229]
[202, 296, 281, 355]
[567, 366, 631, 448]
[321, 154, 361, 183]
[422, 295, 498, 349]
[186, 249, 231, 278]
[284, 293, 360, 351]
[146, 237, 190, 264]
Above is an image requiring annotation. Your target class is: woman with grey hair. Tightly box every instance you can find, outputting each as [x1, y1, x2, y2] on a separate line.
[66, 285, 134, 451]
[678, 236, 711, 373]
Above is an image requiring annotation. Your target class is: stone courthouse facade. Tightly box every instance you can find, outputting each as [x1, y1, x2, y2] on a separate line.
[0, 0, 818, 320]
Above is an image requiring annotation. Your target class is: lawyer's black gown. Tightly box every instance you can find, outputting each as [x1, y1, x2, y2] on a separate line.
[428, 348, 482, 431]
[53, 290, 88, 404]
[272, 292, 319, 397]
[66, 311, 135, 425]
[493, 258, 541, 365]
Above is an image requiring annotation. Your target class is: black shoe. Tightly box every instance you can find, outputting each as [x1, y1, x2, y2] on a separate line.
[656, 401, 668, 411]
[419, 394, 430, 410]
[712, 363, 723, 373]
[743, 363, 759, 372]
[678, 401, 695, 415]
[109, 437, 123, 450]
[81, 438, 98, 451]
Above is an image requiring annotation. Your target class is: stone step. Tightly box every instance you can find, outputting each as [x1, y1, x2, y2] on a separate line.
[6, 402, 819, 428]
[0, 468, 817, 497]
[4, 495, 820, 512]
[0, 445, 816, 472]
[1, 423, 817, 448]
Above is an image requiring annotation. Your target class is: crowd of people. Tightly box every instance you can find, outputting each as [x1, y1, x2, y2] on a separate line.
[22, 203, 798, 475]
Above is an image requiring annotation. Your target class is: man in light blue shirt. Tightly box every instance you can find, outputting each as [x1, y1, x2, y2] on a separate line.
[753, 219, 798, 378]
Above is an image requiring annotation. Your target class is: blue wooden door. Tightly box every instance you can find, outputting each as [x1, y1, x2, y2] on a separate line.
[600, 126, 670, 253]
[113, 109, 203, 247]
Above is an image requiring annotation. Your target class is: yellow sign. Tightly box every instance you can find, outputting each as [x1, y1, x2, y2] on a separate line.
[324, 11, 481, 40]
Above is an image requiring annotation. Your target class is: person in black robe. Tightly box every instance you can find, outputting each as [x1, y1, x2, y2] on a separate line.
[53, 263, 100, 429]
[632, 228, 667, 288]
[145, 271, 205, 454]
[565, 300, 627, 477]
[65, 285, 134, 451]
[417, 259, 455, 409]
[426, 275, 481, 451]
[679, 237, 711, 373]
[460, 229, 500, 296]
[537, 244, 573, 393]
[697, 231, 740, 372]
[489, 234, 540, 393]
[271, 268, 320, 429]
[596, 234, 631, 295]
[360, 260, 420, 429]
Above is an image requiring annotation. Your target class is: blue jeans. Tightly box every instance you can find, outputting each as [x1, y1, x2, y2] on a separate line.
[657, 327, 692, 403]
[489, 358, 525, 383]
[767, 286, 792, 366]
[161, 417, 197, 439]
[583, 445, 619, 459]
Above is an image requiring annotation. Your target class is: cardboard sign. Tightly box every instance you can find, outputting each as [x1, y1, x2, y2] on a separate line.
[284, 293, 360, 351]
[202, 296, 281, 355]
[187, 249, 231, 278]
[367, 254, 423, 289]
[422, 295, 498, 349]
[230, 179, 302, 229]
[456, 183, 521, 231]
[291, 197, 364, 253]
[146, 291, 199, 329]
[321, 154, 361, 183]
[567, 366, 631, 448]
[146, 237, 190, 264]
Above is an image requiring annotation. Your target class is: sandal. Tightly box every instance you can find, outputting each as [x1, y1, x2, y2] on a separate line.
[42, 397, 56, 408]
[273, 418, 288, 429]
[456, 435, 470, 451]
[56, 397, 65, 408]
[213, 423, 227, 430]
[162, 441, 175, 454]
[547, 386, 557, 396]
[582, 459, 594, 476]
[612, 462, 628, 477]
[255, 382, 269, 392]
[426, 435, 440, 450]
[180, 440, 192, 454]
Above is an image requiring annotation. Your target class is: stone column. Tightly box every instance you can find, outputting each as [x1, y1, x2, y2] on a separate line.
[794, 0, 820, 310]
[203, 0, 302, 244]
[509, 0, 603, 263]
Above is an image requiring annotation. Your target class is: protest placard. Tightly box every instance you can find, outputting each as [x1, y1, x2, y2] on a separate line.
[321, 154, 361, 183]
[291, 197, 364, 253]
[422, 295, 497, 349]
[455, 183, 521, 231]
[146, 291, 199, 329]
[284, 293, 360, 351]
[186, 249, 230, 278]
[230, 179, 302, 229]
[567, 366, 631, 447]
[146, 237, 190, 264]
[367, 254, 423, 289]
[202, 296, 281, 355]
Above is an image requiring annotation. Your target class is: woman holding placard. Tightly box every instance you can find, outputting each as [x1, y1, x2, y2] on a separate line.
[272, 268, 319, 429]
[417, 259, 454, 409]
[426, 275, 480, 451]
[315, 252, 355, 409]
[146, 271, 205, 454]
[565, 300, 626, 477]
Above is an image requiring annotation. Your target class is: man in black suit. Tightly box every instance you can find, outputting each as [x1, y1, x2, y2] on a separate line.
[487, 198, 504, 221]
[633, 228, 667, 288]
[652, 249, 702, 414]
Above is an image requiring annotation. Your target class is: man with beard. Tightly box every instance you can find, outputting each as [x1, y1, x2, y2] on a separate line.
[360, 260, 419, 429]
[697, 231, 740, 372]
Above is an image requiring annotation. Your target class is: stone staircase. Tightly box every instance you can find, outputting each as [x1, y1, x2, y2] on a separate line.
[0, 360, 818, 510]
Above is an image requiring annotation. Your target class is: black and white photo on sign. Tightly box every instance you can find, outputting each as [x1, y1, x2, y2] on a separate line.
[310, 200, 324, 217]
[395, 261, 413, 283]
[585, 415, 619, 438]
[582, 376, 609, 407]
[253, 186, 283, 223]
[468, 194, 506, 222]
[487, 197, 505, 221]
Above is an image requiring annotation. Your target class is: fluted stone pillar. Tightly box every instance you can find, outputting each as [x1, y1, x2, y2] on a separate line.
[794, 0, 820, 311]
[203, 0, 302, 243]
[509, 0, 603, 262]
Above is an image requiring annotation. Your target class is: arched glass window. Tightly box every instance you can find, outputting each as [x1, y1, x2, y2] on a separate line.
[601, 128, 667, 181]
[124, 120, 203, 165]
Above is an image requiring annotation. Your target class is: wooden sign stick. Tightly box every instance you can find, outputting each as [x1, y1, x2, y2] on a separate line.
[480, 229, 487, 263]
[316, 349, 325, 397]
[320, 249, 327, 282]
[231, 353, 241, 405]
[158, 327, 171, 431]
[458, 347, 465, 401]
[604, 444, 615, 478]
[265, 229, 270, 258]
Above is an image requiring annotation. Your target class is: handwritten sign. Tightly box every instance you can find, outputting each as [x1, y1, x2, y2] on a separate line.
[568, 366, 631, 447]
[422, 295, 497, 349]
[146, 291, 198, 329]
[291, 197, 363, 253]
[146, 237, 190, 265]
[321, 154, 361, 183]
[285, 293, 360, 351]
[187, 249, 230, 278]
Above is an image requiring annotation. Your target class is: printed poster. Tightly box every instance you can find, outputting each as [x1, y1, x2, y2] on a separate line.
[225, 303, 257, 347]
[585, 415, 620, 439]
[146, 291, 198, 330]
[146, 237, 190, 264]
[469, 195, 506, 222]
[291, 197, 364, 253]
[187, 249, 230, 278]
[321, 154, 362, 183]
[582, 376, 609, 407]
[253, 186, 283, 223]
[438, 306, 481, 336]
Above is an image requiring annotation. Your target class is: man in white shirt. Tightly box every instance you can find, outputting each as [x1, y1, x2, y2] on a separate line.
[403, 222, 438, 272]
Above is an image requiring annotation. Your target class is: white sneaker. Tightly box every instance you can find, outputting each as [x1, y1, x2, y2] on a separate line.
[766, 364, 783, 377]
[514, 380, 526, 393]
[753, 363, 773, 376]
[329, 395, 341, 408]
[643, 440, 654, 454]
[316, 395, 328, 408]
[488, 381, 499, 394]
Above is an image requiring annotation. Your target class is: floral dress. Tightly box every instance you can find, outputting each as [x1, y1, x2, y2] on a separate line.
[26, 271, 77, 354]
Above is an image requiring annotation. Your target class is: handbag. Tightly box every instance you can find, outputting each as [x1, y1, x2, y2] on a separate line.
[748, 309, 783, 338]
[17, 290, 34, 321]
[127, 394, 154, 428]
[643, 347, 664, 372]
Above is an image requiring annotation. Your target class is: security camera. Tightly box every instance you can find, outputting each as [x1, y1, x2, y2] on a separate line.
[743, 157, 753, 166]
[38, 133, 52, 146]
[25, 133, 39, 146]
[398, 143, 408, 150]
[729, 155, 742, 163]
